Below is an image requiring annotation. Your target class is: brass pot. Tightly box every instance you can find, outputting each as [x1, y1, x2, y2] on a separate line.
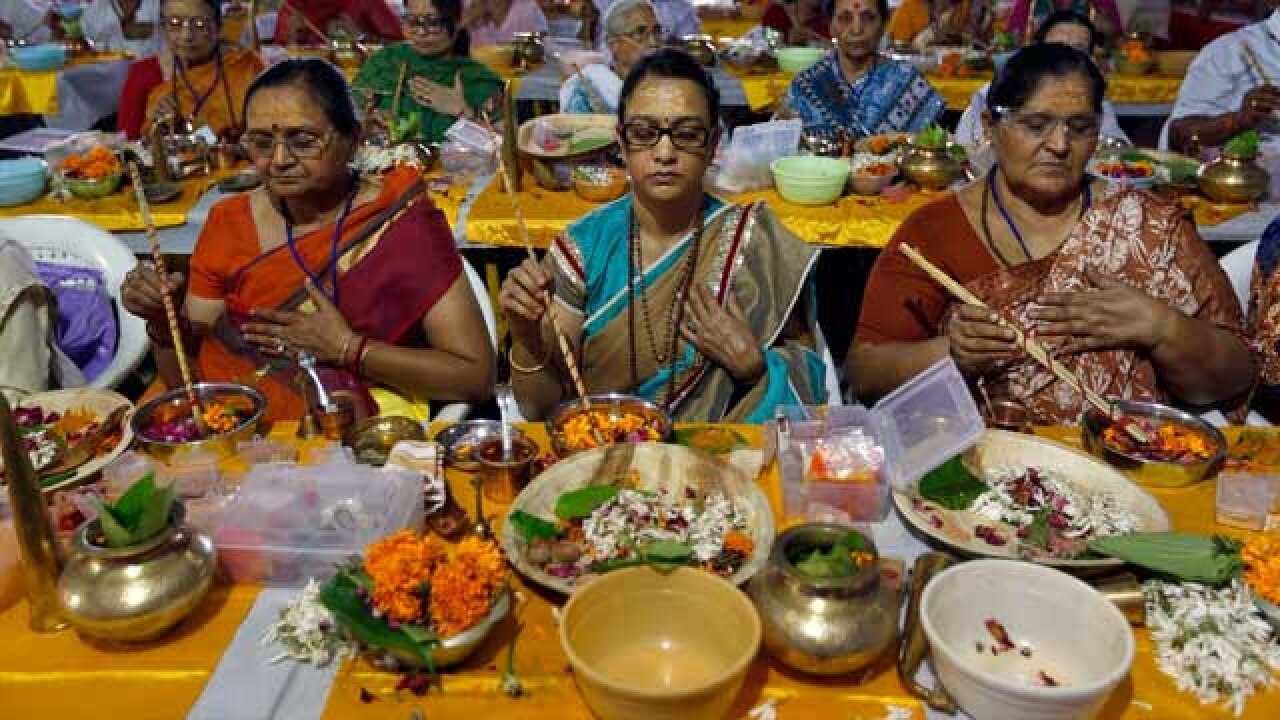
[900, 144, 959, 191]
[747, 524, 899, 676]
[1199, 150, 1270, 204]
[58, 503, 216, 642]
[682, 34, 718, 66]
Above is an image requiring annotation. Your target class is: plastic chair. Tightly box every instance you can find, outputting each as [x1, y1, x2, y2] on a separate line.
[0, 215, 146, 390]
[1219, 239, 1258, 312]
[433, 259, 497, 422]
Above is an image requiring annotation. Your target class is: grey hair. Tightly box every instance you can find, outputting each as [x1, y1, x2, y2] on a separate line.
[604, 0, 657, 38]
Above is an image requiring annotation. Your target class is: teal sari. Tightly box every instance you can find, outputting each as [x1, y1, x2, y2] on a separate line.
[547, 194, 826, 422]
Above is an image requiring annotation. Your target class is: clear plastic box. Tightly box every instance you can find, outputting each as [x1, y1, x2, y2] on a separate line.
[158, 450, 221, 500]
[101, 451, 160, 500]
[776, 358, 983, 524]
[210, 459, 425, 585]
[1216, 471, 1280, 530]
[235, 436, 298, 465]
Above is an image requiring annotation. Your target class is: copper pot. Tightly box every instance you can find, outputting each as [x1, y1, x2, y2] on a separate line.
[1199, 150, 1269, 204]
[901, 144, 959, 191]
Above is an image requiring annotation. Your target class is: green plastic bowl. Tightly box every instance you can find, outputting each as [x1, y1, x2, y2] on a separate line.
[771, 156, 851, 206]
[64, 172, 122, 199]
[775, 46, 826, 74]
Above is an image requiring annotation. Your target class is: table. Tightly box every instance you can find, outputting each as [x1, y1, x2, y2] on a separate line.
[3, 424, 1278, 719]
[514, 62, 751, 112]
[926, 72, 1183, 116]
[0, 55, 133, 131]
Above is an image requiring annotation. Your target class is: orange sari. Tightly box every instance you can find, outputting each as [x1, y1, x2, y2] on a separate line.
[142, 47, 263, 140]
[187, 168, 463, 423]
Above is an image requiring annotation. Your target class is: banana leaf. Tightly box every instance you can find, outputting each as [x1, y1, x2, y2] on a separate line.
[319, 571, 435, 668]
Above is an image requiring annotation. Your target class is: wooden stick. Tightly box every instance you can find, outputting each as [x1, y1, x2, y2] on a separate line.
[128, 162, 207, 432]
[391, 61, 407, 121]
[898, 243, 1151, 442]
[281, 0, 331, 45]
[1242, 41, 1273, 86]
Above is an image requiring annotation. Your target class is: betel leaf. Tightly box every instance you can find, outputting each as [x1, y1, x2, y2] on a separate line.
[91, 473, 176, 548]
[643, 539, 694, 570]
[1087, 532, 1243, 585]
[918, 457, 988, 510]
[1225, 130, 1261, 158]
[1024, 507, 1051, 550]
[509, 510, 561, 542]
[319, 571, 435, 668]
[916, 124, 949, 149]
[554, 486, 619, 520]
[112, 473, 158, 529]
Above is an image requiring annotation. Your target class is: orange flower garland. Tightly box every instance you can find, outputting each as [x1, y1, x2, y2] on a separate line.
[363, 530, 445, 624]
[429, 537, 508, 637]
[1243, 533, 1280, 605]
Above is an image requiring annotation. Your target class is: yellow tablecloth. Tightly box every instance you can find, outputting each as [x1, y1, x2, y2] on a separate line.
[0, 169, 234, 232]
[0, 54, 132, 117]
[723, 64, 793, 112]
[463, 175, 938, 249]
[702, 17, 760, 40]
[927, 72, 1184, 111]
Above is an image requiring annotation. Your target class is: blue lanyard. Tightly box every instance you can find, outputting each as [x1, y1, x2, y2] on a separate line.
[176, 49, 224, 120]
[989, 170, 1092, 261]
[283, 184, 357, 307]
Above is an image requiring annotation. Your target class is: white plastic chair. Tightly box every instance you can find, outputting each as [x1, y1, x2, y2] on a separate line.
[433, 259, 497, 422]
[813, 321, 844, 405]
[1220, 239, 1258, 312]
[0, 215, 146, 390]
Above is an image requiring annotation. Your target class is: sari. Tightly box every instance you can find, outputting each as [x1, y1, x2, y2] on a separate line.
[1006, 0, 1124, 40]
[547, 194, 826, 423]
[784, 53, 945, 138]
[857, 187, 1245, 425]
[187, 167, 463, 423]
[273, 0, 404, 45]
[1247, 215, 1280, 408]
[140, 47, 263, 140]
[353, 43, 504, 145]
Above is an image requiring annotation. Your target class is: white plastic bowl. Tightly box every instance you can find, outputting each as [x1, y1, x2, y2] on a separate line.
[920, 559, 1134, 720]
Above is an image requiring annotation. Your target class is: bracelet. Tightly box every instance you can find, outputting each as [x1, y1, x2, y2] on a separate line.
[340, 332, 358, 368]
[508, 344, 549, 374]
[352, 335, 371, 372]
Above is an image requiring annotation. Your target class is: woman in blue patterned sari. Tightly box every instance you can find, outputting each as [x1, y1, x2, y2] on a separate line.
[501, 49, 826, 422]
[784, 0, 945, 137]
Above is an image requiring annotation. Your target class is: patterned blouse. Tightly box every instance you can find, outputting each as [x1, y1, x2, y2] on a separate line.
[783, 52, 946, 138]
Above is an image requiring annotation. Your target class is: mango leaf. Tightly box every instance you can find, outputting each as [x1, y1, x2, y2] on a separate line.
[93, 497, 136, 548]
[319, 571, 433, 667]
[918, 457, 988, 510]
[129, 481, 175, 545]
[112, 473, 158, 530]
[554, 486, 619, 520]
[509, 510, 561, 542]
[1225, 130, 1260, 158]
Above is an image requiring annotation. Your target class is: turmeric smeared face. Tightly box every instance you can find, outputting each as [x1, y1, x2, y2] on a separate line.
[618, 76, 716, 204]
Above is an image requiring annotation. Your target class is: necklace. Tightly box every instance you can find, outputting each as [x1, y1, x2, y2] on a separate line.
[627, 199, 706, 409]
[985, 170, 1092, 264]
[283, 175, 359, 307]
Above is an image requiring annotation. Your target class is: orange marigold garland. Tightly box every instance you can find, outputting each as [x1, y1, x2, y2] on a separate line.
[363, 530, 445, 624]
[1242, 533, 1280, 606]
[429, 536, 508, 637]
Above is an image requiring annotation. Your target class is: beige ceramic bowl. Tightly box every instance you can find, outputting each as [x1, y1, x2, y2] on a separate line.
[560, 566, 761, 720]
[921, 559, 1134, 720]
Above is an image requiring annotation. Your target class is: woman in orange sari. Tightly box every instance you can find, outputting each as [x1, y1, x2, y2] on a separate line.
[121, 58, 494, 423]
[118, 0, 263, 140]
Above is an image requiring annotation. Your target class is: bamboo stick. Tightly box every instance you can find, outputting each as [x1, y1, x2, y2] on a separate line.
[127, 162, 206, 433]
[898, 243, 1150, 442]
[1242, 41, 1273, 86]
[391, 61, 408, 121]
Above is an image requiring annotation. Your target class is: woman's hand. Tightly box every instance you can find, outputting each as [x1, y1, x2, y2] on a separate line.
[242, 282, 356, 366]
[121, 263, 186, 320]
[151, 94, 178, 124]
[1029, 270, 1176, 355]
[680, 285, 764, 384]
[408, 74, 468, 118]
[1239, 85, 1280, 130]
[946, 304, 1019, 379]
[499, 258, 553, 361]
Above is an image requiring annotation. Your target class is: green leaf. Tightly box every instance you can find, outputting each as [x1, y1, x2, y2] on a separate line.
[93, 497, 135, 548]
[918, 457, 988, 510]
[836, 531, 871, 553]
[1025, 507, 1051, 550]
[509, 510, 561, 542]
[916, 124, 949, 149]
[794, 546, 855, 579]
[319, 572, 434, 667]
[1087, 532, 1243, 585]
[112, 473, 157, 530]
[128, 481, 174, 545]
[554, 486, 619, 520]
[591, 556, 647, 574]
[1225, 130, 1261, 158]
[643, 539, 693, 565]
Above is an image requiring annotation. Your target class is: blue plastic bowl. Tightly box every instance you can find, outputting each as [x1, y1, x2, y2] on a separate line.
[12, 44, 67, 72]
[0, 159, 47, 206]
[56, 5, 85, 20]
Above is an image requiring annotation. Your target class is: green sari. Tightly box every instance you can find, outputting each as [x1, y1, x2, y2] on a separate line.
[353, 43, 503, 144]
[547, 194, 826, 423]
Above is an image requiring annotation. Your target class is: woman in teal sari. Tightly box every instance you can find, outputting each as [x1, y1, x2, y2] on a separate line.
[500, 49, 826, 422]
[353, 0, 502, 144]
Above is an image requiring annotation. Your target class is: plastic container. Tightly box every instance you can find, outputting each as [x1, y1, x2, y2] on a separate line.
[0, 158, 48, 207]
[11, 44, 66, 71]
[1216, 471, 1280, 531]
[771, 156, 850, 206]
[774, 46, 825, 74]
[776, 358, 983, 524]
[210, 459, 424, 585]
[236, 436, 299, 465]
[101, 451, 161, 499]
[158, 451, 222, 500]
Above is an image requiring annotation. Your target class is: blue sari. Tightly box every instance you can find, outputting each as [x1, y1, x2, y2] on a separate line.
[785, 53, 946, 138]
[547, 194, 827, 422]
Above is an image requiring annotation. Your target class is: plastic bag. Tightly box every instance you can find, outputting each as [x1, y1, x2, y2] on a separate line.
[711, 119, 802, 194]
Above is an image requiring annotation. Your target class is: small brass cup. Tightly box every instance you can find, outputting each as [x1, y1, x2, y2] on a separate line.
[477, 435, 538, 504]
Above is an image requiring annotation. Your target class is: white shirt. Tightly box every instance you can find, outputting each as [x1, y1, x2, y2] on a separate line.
[81, 0, 162, 57]
[593, 0, 700, 49]
[2, 0, 53, 43]
[1160, 10, 1280, 151]
[955, 83, 1130, 147]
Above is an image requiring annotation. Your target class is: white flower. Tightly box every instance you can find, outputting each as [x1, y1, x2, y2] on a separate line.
[260, 579, 355, 666]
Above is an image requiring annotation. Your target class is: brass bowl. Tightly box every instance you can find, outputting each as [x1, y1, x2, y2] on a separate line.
[900, 144, 960, 191]
[1199, 151, 1270, 204]
[370, 585, 511, 670]
[1080, 398, 1226, 488]
[546, 393, 672, 457]
[131, 383, 265, 462]
[342, 415, 427, 467]
[434, 420, 531, 472]
[1113, 56, 1154, 76]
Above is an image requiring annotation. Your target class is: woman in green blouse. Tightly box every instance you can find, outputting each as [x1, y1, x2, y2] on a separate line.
[354, 0, 503, 144]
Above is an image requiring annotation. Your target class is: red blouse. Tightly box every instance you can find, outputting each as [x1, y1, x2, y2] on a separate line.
[118, 57, 164, 141]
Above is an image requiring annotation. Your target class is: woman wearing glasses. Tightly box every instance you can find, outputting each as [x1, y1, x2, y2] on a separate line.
[118, 0, 263, 140]
[500, 49, 826, 422]
[560, 0, 663, 114]
[120, 58, 494, 423]
[783, 0, 944, 138]
[353, 0, 502, 145]
[848, 44, 1253, 424]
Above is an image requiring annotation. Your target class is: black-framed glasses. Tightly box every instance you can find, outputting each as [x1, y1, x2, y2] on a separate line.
[993, 106, 1101, 141]
[163, 15, 216, 32]
[613, 23, 664, 44]
[621, 120, 711, 150]
[404, 14, 449, 32]
[240, 129, 333, 159]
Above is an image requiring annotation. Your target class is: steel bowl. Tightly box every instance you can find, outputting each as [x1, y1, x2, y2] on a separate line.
[1081, 398, 1226, 488]
[342, 415, 426, 467]
[131, 383, 265, 462]
[434, 420, 531, 472]
[546, 393, 672, 457]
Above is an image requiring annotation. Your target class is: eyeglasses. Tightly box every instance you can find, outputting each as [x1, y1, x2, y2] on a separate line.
[404, 14, 449, 32]
[621, 120, 711, 150]
[612, 23, 664, 44]
[240, 129, 333, 160]
[994, 107, 1101, 141]
[163, 16, 215, 32]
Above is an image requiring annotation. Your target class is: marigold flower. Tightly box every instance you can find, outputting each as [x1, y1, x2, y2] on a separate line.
[1243, 533, 1280, 605]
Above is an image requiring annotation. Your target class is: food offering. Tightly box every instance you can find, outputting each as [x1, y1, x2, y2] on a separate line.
[3, 389, 134, 491]
[546, 393, 671, 456]
[130, 383, 265, 460]
[1082, 400, 1226, 487]
[1090, 156, 1155, 184]
[139, 398, 252, 444]
[1100, 415, 1214, 464]
[855, 133, 911, 158]
[57, 145, 124, 198]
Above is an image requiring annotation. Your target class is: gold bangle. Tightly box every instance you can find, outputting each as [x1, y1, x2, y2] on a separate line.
[357, 339, 377, 373]
[508, 344, 549, 374]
